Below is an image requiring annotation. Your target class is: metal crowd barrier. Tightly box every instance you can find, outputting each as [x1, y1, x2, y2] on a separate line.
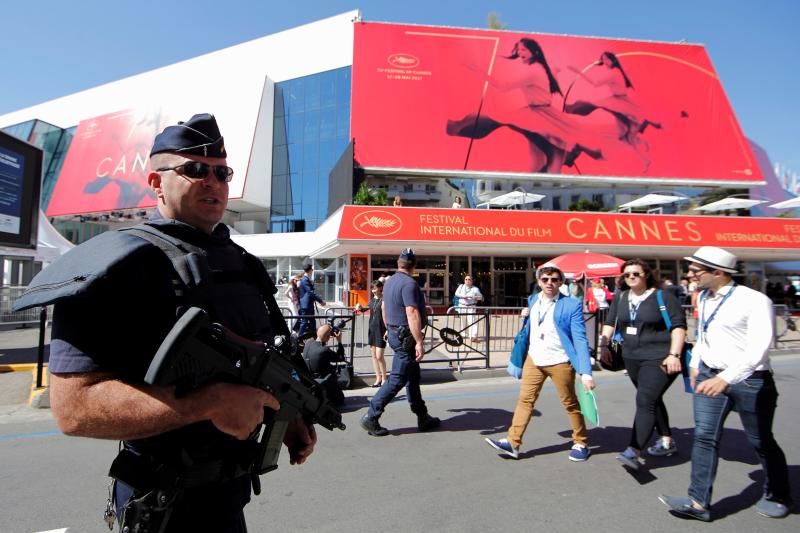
[0, 286, 43, 325]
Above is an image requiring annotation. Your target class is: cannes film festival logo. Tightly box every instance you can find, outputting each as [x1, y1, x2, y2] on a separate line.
[354, 210, 403, 237]
[387, 53, 420, 69]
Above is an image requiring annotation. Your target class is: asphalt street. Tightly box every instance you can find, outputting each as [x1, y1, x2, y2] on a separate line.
[1, 356, 799, 533]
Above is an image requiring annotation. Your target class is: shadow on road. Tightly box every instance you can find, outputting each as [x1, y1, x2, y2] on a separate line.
[711, 465, 799, 520]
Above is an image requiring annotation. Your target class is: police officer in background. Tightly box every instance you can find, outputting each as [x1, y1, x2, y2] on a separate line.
[23, 114, 316, 532]
[360, 248, 441, 436]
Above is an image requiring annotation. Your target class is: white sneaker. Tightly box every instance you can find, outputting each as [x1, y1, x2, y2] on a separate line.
[615, 446, 641, 470]
[647, 438, 677, 457]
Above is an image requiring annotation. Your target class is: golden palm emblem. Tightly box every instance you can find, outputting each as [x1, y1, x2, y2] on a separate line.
[358, 215, 397, 229]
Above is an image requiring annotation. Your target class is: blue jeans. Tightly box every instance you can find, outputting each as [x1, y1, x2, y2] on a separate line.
[689, 364, 790, 508]
[367, 328, 427, 419]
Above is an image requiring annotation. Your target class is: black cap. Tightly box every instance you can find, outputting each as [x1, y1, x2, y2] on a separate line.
[150, 113, 227, 158]
[399, 248, 416, 261]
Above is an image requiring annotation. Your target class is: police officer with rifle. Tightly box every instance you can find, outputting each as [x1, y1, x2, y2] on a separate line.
[14, 114, 341, 532]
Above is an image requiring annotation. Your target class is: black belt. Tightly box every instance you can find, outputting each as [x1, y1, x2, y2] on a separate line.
[387, 325, 406, 330]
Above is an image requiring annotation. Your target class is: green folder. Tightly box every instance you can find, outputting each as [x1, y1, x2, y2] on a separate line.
[577, 386, 600, 427]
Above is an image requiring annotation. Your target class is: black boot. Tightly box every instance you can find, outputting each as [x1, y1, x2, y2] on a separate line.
[360, 415, 389, 437]
[417, 413, 441, 432]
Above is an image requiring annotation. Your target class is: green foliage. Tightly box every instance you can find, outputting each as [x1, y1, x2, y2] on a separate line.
[353, 182, 388, 206]
[568, 199, 604, 212]
[487, 11, 507, 30]
[372, 187, 388, 206]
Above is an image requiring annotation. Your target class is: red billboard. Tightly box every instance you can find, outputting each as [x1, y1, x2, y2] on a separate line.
[46, 109, 172, 216]
[352, 23, 762, 185]
[339, 206, 800, 250]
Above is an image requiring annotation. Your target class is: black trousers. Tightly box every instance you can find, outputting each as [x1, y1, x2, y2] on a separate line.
[624, 357, 678, 450]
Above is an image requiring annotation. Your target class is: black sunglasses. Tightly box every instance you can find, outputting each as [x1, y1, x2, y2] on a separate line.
[157, 161, 234, 183]
[539, 276, 562, 283]
[623, 272, 644, 278]
[687, 267, 709, 275]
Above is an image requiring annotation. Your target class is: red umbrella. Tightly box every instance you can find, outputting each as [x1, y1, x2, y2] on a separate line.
[541, 251, 624, 279]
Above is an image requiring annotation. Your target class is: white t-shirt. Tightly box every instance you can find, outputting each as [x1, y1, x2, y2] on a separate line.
[591, 287, 609, 309]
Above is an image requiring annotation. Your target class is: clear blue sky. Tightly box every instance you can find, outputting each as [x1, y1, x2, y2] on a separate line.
[3, 0, 798, 170]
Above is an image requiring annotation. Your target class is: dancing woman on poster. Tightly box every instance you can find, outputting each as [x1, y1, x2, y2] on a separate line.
[565, 52, 662, 172]
[447, 37, 610, 173]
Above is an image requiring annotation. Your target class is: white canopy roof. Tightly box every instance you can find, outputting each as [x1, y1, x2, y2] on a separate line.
[694, 198, 766, 212]
[618, 193, 687, 209]
[768, 197, 800, 209]
[477, 190, 545, 208]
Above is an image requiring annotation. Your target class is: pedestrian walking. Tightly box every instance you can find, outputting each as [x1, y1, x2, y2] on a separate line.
[485, 265, 595, 462]
[660, 246, 792, 521]
[599, 259, 686, 470]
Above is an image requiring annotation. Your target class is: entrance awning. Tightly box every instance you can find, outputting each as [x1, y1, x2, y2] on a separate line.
[233, 205, 800, 262]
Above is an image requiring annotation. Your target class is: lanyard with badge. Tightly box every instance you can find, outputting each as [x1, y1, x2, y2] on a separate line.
[535, 296, 557, 340]
[626, 290, 650, 336]
[699, 283, 737, 344]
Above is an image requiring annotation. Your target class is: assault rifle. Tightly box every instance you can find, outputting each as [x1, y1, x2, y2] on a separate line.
[144, 306, 346, 488]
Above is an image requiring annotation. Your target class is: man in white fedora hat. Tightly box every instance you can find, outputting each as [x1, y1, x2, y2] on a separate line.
[660, 246, 792, 521]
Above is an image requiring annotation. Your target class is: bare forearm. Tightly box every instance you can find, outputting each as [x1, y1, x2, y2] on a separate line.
[406, 308, 423, 343]
[599, 325, 615, 344]
[669, 328, 686, 355]
[51, 373, 211, 440]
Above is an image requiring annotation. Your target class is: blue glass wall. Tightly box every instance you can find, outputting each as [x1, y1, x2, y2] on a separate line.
[2, 119, 74, 210]
[271, 67, 351, 233]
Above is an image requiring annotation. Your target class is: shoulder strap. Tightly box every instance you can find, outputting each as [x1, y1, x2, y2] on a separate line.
[119, 224, 209, 290]
[655, 289, 671, 329]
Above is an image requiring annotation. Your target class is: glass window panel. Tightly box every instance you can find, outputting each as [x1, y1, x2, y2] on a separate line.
[318, 140, 338, 176]
[336, 104, 350, 139]
[304, 109, 320, 141]
[471, 258, 492, 306]
[273, 117, 287, 146]
[319, 70, 336, 108]
[336, 68, 352, 105]
[302, 143, 318, 174]
[305, 75, 321, 111]
[273, 87, 286, 118]
[494, 258, 528, 271]
[319, 108, 335, 141]
[272, 145, 289, 176]
[416, 256, 446, 270]
[289, 146, 303, 174]
[288, 112, 304, 145]
[286, 80, 304, 115]
[371, 255, 397, 269]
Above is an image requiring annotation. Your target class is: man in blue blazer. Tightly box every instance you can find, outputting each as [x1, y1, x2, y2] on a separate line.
[296, 264, 326, 337]
[486, 265, 595, 461]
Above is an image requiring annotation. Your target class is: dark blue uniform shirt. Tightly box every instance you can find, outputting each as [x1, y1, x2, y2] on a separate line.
[382, 272, 426, 327]
[49, 217, 273, 519]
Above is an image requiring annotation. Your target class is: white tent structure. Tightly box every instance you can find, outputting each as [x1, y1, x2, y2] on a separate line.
[477, 190, 545, 208]
[618, 193, 688, 210]
[36, 210, 75, 263]
[694, 198, 767, 212]
[768, 197, 800, 209]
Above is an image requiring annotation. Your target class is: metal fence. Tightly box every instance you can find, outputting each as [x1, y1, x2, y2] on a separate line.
[0, 287, 43, 325]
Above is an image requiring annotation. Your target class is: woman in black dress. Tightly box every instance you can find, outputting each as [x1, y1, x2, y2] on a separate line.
[600, 259, 686, 470]
[356, 280, 388, 387]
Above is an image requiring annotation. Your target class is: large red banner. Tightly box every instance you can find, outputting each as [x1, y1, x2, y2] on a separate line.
[352, 23, 761, 184]
[46, 109, 171, 216]
[338, 206, 800, 249]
